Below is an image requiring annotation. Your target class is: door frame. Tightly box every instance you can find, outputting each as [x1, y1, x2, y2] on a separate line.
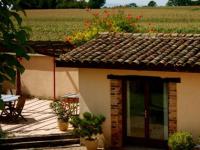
[108, 74, 180, 148]
[122, 77, 168, 148]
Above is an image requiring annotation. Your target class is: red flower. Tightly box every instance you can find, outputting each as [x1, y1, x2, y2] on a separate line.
[127, 14, 132, 20]
[136, 15, 143, 20]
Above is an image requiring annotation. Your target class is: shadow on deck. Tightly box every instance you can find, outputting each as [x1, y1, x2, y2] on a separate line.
[1, 98, 73, 137]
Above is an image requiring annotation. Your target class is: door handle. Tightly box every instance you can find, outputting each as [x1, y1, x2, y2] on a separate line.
[145, 110, 147, 118]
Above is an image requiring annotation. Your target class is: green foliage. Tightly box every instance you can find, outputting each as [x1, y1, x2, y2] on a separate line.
[66, 10, 142, 46]
[192, 0, 200, 5]
[18, 0, 105, 9]
[88, 0, 106, 9]
[0, 0, 31, 109]
[56, 0, 88, 9]
[148, 1, 157, 7]
[50, 101, 75, 122]
[168, 131, 195, 150]
[70, 112, 105, 140]
[127, 3, 138, 7]
[166, 0, 174, 6]
[22, 8, 200, 41]
[19, 0, 58, 9]
[166, 0, 193, 6]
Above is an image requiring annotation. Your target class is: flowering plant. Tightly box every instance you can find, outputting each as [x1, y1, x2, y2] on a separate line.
[50, 100, 74, 122]
[66, 10, 143, 46]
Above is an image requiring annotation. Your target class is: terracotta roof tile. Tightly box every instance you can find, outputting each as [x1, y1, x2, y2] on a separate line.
[0, 41, 73, 57]
[57, 33, 200, 72]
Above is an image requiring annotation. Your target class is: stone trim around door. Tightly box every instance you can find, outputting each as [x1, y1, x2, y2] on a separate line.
[110, 79, 123, 147]
[110, 79, 178, 148]
[168, 82, 177, 135]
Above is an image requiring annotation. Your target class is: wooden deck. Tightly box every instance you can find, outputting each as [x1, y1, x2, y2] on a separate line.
[1, 98, 73, 137]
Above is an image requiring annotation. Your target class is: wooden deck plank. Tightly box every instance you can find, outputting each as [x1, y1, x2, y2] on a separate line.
[1, 98, 68, 137]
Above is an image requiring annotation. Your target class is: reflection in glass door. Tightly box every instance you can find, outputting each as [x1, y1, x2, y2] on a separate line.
[149, 80, 168, 140]
[127, 80, 145, 138]
[125, 78, 168, 146]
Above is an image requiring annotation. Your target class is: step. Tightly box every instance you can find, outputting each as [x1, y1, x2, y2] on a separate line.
[18, 144, 82, 150]
[0, 132, 77, 144]
[0, 138, 80, 149]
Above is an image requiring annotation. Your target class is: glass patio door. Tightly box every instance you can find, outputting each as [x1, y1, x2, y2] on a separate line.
[125, 78, 168, 147]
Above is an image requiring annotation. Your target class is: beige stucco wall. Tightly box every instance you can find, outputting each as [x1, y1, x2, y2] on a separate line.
[21, 55, 79, 99]
[78, 68, 200, 146]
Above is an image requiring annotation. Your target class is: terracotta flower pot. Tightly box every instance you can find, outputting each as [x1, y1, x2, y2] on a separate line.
[81, 138, 98, 150]
[57, 119, 68, 131]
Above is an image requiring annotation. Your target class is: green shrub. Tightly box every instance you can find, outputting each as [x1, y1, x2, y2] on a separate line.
[168, 131, 195, 150]
[66, 10, 142, 46]
[70, 112, 105, 140]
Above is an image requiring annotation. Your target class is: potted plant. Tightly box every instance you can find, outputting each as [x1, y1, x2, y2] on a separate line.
[70, 112, 106, 150]
[50, 100, 73, 131]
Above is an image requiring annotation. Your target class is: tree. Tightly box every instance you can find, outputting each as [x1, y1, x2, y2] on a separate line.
[166, 0, 174, 6]
[148, 1, 157, 7]
[191, 0, 200, 5]
[0, 0, 30, 110]
[127, 3, 138, 7]
[88, 0, 106, 9]
[166, 0, 192, 6]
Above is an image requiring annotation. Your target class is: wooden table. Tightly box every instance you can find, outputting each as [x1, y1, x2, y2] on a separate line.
[1, 95, 20, 103]
[1, 94, 20, 119]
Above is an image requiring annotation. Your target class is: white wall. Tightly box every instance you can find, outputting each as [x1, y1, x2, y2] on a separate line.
[78, 68, 200, 146]
[21, 55, 79, 99]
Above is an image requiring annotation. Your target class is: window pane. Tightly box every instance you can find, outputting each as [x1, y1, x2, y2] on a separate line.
[149, 80, 168, 140]
[127, 80, 145, 138]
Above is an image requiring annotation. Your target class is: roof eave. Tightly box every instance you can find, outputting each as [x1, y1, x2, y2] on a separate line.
[56, 60, 200, 73]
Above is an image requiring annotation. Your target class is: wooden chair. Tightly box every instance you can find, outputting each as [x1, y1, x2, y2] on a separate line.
[0, 89, 17, 119]
[62, 97, 79, 116]
[11, 96, 27, 121]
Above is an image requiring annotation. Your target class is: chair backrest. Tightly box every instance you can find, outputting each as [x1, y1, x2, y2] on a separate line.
[15, 96, 26, 114]
[62, 98, 79, 116]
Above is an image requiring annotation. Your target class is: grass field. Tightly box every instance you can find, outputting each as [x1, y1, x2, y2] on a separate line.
[23, 7, 200, 41]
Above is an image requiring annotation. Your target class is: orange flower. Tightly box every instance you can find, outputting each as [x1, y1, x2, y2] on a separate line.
[136, 15, 143, 20]
[65, 36, 72, 42]
[84, 20, 91, 28]
[92, 12, 99, 17]
[104, 10, 110, 17]
[127, 14, 132, 20]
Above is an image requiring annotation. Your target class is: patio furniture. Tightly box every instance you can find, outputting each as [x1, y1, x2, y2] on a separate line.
[11, 96, 27, 121]
[1, 94, 20, 118]
[61, 93, 79, 116]
[0, 94, 26, 121]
